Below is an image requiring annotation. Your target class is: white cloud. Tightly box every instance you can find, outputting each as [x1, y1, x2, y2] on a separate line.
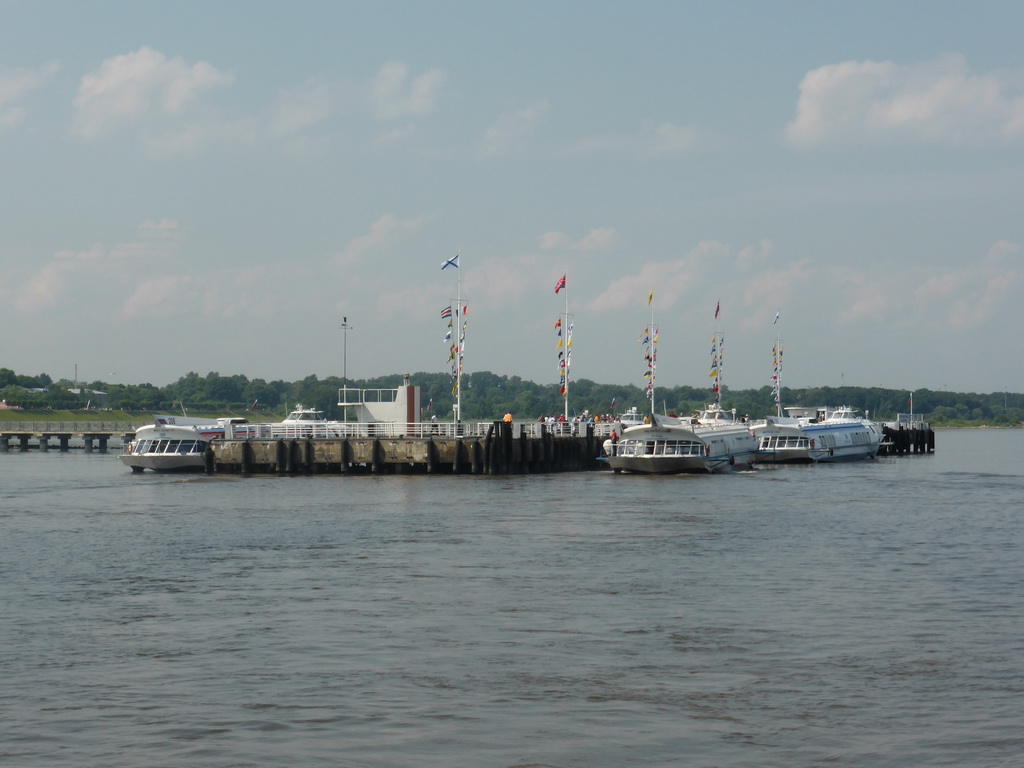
[371, 61, 446, 120]
[641, 122, 700, 156]
[0, 61, 58, 132]
[337, 214, 430, 266]
[540, 228, 616, 252]
[915, 240, 1022, 328]
[16, 221, 188, 312]
[461, 253, 545, 308]
[269, 77, 336, 137]
[375, 123, 417, 148]
[120, 274, 201, 318]
[787, 53, 1024, 146]
[120, 266, 279, 320]
[15, 262, 73, 312]
[586, 242, 730, 312]
[539, 232, 572, 250]
[575, 228, 617, 251]
[71, 47, 234, 141]
[137, 218, 183, 240]
[567, 121, 699, 156]
[477, 102, 548, 159]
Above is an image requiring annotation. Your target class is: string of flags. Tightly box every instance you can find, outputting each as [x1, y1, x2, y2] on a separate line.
[640, 290, 657, 399]
[440, 254, 464, 397]
[710, 301, 723, 403]
[443, 306, 467, 395]
[556, 315, 572, 396]
[771, 341, 783, 406]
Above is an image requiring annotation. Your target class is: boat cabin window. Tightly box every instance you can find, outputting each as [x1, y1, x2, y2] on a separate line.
[289, 411, 324, 422]
[617, 438, 702, 457]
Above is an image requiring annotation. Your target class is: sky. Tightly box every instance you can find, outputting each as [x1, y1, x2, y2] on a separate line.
[2, 0, 1023, 403]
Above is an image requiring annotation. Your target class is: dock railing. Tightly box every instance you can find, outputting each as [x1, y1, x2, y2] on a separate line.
[0, 421, 141, 433]
[221, 420, 619, 440]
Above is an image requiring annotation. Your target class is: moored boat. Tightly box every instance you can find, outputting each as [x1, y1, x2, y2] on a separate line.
[688, 403, 759, 471]
[605, 297, 756, 474]
[120, 417, 248, 472]
[605, 416, 710, 474]
[266, 403, 350, 438]
[605, 406, 757, 474]
[753, 406, 883, 463]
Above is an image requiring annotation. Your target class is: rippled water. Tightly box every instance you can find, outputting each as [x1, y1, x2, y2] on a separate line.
[2, 430, 1022, 767]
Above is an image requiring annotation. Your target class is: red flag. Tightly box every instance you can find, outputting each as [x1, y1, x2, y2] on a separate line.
[554, 275, 566, 293]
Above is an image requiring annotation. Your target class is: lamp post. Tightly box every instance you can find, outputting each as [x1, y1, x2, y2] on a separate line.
[340, 316, 353, 383]
[340, 317, 353, 423]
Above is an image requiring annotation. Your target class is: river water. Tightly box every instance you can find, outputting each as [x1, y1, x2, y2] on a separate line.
[1, 430, 1021, 767]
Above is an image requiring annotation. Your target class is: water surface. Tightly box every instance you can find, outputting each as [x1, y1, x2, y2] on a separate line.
[2, 430, 1021, 767]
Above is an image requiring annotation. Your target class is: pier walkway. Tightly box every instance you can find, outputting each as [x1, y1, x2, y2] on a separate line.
[0, 421, 138, 452]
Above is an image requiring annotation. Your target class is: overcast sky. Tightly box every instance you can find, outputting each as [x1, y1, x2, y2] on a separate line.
[2, 0, 1022, 401]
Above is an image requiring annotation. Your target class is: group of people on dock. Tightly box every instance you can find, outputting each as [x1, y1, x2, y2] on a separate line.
[536, 411, 615, 426]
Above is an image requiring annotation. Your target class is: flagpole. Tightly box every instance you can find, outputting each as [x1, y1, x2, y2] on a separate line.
[456, 255, 462, 426]
[649, 293, 656, 414]
[441, 253, 463, 426]
[563, 272, 570, 422]
[773, 312, 782, 418]
[712, 298, 722, 406]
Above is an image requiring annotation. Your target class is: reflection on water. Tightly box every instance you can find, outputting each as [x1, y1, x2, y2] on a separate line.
[1, 431, 1022, 767]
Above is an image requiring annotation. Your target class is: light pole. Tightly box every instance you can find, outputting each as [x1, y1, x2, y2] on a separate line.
[340, 316, 353, 423]
[340, 316, 353, 383]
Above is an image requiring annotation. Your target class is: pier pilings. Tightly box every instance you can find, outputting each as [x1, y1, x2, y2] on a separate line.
[880, 424, 936, 456]
[207, 426, 603, 476]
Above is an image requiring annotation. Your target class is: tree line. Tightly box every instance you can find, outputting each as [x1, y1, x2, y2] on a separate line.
[0, 367, 1020, 426]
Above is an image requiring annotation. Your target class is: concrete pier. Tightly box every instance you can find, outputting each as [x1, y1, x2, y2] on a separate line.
[206, 422, 604, 475]
[0, 423, 128, 452]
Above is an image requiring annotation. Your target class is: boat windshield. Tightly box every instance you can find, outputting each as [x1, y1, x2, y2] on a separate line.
[699, 409, 733, 422]
[287, 410, 325, 422]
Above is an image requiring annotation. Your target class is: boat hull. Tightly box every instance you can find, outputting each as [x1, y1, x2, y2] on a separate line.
[607, 454, 711, 474]
[755, 448, 820, 464]
[120, 453, 207, 472]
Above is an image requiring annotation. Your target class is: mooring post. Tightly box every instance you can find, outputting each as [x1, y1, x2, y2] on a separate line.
[339, 439, 350, 473]
[471, 439, 482, 474]
[371, 439, 383, 474]
[241, 441, 253, 475]
[452, 438, 462, 474]
[484, 423, 495, 474]
[426, 438, 436, 473]
[501, 421, 513, 474]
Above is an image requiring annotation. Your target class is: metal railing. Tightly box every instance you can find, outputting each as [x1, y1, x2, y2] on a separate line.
[1, 419, 621, 439]
[219, 420, 620, 440]
[0, 421, 141, 433]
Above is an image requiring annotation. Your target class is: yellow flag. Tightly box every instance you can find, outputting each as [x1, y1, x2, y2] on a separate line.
[647, 290, 653, 306]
